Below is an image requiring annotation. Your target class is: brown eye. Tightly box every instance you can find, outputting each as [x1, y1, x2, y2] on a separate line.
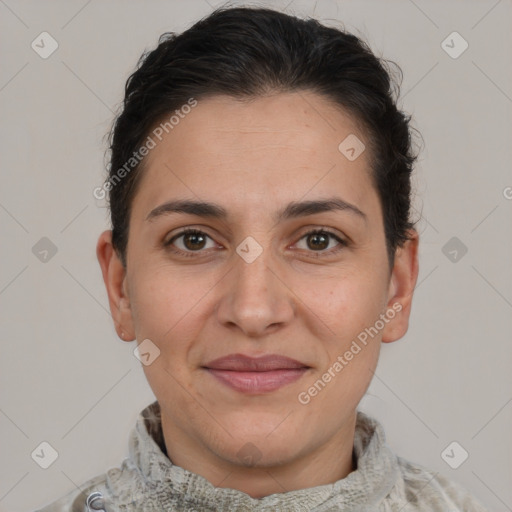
[307, 232, 329, 251]
[295, 229, 346, 254]
[182, 231, 207, 250]
[165, 229, 216, 254]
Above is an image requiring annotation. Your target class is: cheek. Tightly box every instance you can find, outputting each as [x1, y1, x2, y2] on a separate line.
[297, 287, 382, 420]
[296, 269, 385, 396]
[129, 265, 216, 339]
[300, 267, 387, 340]
[129, 267, 208, 399]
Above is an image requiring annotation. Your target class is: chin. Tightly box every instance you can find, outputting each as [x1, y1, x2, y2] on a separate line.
[219, 438, 298, 468]
[220, 423, 302, 464]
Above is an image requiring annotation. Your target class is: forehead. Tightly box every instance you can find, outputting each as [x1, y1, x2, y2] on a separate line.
[132, 91, 376, 221]
[151, 91, 367, 157]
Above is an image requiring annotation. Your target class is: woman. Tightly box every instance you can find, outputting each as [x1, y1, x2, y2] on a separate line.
[38, 5, 487, 511]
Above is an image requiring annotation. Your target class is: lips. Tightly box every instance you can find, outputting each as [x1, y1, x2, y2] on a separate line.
[204, 353, 309, 371]
[203, 353, 310, 393]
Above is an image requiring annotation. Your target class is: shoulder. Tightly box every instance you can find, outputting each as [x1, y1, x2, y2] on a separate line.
[34, 473, 108, 512]
[390, 455, 488, 511]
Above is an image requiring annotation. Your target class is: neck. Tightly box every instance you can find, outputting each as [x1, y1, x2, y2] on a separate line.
[160, 412, 357, 498]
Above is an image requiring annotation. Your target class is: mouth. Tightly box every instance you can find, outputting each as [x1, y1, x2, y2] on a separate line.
[202, 353, 310, 394]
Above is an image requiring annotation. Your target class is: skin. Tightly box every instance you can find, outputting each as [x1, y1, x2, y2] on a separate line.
[97, 91, 419, 498]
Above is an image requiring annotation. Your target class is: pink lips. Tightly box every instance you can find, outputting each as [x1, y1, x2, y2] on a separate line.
[203, 353, 310, 393]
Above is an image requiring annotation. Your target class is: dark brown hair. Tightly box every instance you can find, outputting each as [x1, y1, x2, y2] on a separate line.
[105, 6, 421, 267]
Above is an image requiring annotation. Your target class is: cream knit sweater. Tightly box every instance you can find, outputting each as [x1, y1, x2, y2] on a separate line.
[36, 401, 488, 511]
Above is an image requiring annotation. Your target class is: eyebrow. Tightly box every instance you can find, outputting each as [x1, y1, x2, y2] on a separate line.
[145, 197, 367, 223]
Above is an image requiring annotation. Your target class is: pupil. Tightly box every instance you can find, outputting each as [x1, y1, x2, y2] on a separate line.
[309, 233, 328, 250]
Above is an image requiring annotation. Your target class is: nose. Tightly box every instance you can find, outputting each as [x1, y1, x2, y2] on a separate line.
[215, 242, 295, 338]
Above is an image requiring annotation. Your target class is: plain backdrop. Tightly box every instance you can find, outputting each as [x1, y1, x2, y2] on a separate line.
[1, 0, 511, 510]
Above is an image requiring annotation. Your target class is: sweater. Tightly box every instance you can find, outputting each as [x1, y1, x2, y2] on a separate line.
[36, 400, 488, 511]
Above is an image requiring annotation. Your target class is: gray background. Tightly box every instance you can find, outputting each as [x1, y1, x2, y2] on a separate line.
[1, 0, 511, 510]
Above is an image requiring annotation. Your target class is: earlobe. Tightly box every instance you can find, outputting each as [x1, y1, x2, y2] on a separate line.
[381, 229, 419, 344]
[96, 230, 135, 341]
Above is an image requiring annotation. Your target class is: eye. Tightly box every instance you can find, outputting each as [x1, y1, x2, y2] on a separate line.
[294, 228, 347, 255]
[164, 227, 347, 258]
[164, 228, 217, 256]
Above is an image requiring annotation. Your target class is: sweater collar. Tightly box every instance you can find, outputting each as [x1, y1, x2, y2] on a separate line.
[108, 400, 399, 511]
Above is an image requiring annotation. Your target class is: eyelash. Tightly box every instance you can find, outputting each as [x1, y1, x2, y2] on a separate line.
[164, 227, 347, 258]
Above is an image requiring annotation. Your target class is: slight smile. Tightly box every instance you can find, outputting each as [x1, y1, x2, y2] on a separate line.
[202, 353, 311, 394]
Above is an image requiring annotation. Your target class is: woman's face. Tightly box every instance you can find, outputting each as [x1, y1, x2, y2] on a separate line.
[99, 91, 417, 478]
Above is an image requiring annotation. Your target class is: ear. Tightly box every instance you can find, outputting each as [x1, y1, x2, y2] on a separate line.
[96, 230, 135, 341]
[381, 229, 419, 343]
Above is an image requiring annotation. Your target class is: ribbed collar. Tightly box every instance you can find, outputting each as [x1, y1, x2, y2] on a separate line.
[104, 400, 400, 511]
